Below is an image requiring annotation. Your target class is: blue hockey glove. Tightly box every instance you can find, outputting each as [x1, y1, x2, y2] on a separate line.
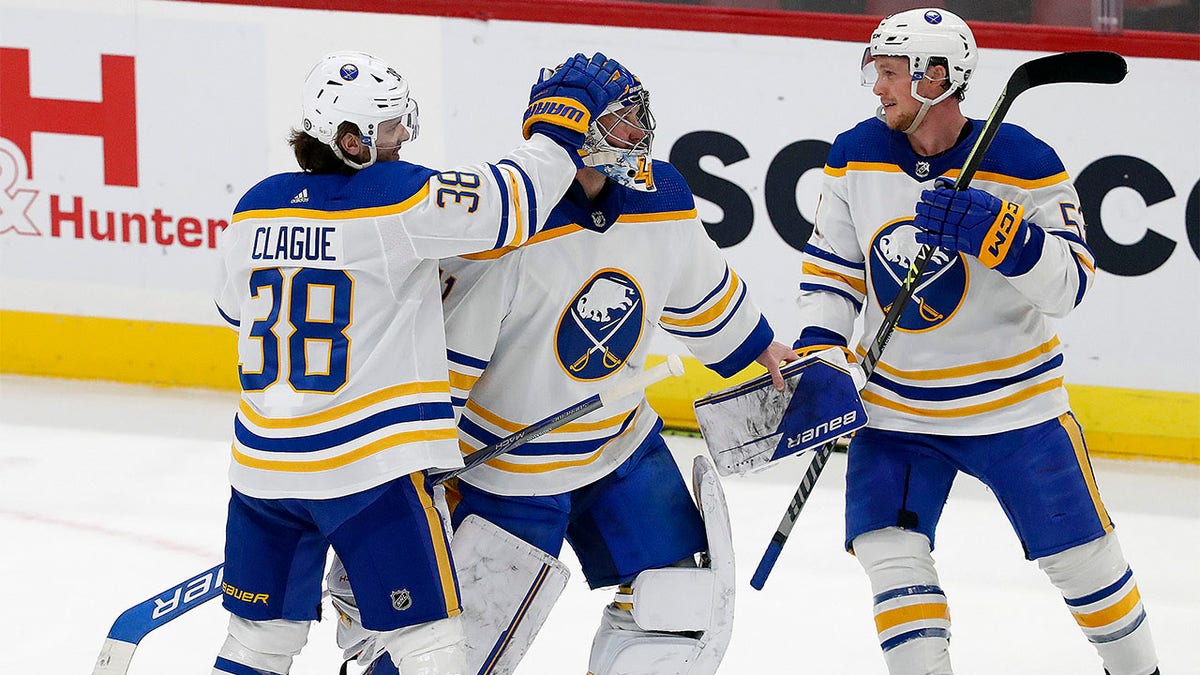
[913, 180, 1042, 276]
[523, 52, 633, 155]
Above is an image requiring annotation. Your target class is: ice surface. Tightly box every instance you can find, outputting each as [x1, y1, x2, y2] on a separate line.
[1, 375, 1195, 674]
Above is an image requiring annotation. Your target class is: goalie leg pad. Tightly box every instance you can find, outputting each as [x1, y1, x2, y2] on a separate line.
[376, 615, 467, 675]
[1037, 532, 1158, 675]
[587, 456, 734, 675]
[624, 567, 714, 631]
[213, 615, 309, 675]
[454, 514, 570, 675]
[852, 527, 953, 675]
[588, 604, 705, 675]
[687, 454, 734, 674]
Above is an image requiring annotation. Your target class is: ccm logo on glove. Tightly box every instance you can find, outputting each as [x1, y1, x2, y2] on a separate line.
[980, 199, 1025, 268]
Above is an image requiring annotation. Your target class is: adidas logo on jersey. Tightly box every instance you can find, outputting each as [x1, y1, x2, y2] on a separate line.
[290, 189, 310, 204]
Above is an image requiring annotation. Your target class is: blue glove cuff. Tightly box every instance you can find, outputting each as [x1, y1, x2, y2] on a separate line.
[994, 219, 1044, 277]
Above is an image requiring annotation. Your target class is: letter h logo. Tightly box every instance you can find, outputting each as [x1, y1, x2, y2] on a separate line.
[0, 48, 138, 187]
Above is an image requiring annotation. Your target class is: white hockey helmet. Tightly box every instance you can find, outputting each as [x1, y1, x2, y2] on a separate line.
[861, 9, 977, 131]
[300, 51, 419, 170]
[581, 70, 656, 192]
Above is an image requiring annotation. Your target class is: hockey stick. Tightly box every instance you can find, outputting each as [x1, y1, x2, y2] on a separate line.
[749, 51, 1128, 590]
[93, 563, 226, 674]
[429, 353, 684, 483]
[92, 354, 685, 675]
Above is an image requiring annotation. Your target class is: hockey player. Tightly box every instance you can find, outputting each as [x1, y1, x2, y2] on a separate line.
[443, 66, 798, 675]
[334, 63, 796, 675]
[210, 50, 633, 675]
[793, 9, 1159, 675]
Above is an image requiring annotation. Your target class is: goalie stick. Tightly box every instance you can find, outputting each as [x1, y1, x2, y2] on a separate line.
[430, 353, 685, 483]
[749, 51, 1128, 591]
[92, 355, 685, 675]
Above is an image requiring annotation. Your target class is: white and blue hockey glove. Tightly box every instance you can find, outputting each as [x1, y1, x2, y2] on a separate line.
[913, 180, 1043, 277]
[694, 347, 867, 477]
[522, 52, 633, 155]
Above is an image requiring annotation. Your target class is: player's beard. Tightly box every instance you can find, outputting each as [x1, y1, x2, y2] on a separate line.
[883, 103, 918, 132]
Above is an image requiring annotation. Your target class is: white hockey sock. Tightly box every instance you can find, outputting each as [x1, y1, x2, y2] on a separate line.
[1038, 533, 1158, 675]
[852, 527, 953, 675]
[212, 615, 309, 674]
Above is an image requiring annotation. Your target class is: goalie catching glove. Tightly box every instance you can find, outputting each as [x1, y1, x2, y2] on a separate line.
[523, 52, 634, 158]
[694, 347, 867, 477]
[913, 178, 1044, 277]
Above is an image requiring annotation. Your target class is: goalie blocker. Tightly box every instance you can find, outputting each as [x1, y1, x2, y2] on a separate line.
[694, 347, 867, 477]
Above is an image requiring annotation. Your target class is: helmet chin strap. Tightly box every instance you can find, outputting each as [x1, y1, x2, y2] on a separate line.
[903, 100, 933, 134]
[880, 76, 954, 135]
[331, 139, 378, 170]
[874, 103, 931, 135]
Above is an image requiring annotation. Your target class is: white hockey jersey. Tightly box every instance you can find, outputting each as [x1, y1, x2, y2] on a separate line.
[441, 162, 775, 496]
[797, 117, 1095, 436]
[214, 134, 577, 499]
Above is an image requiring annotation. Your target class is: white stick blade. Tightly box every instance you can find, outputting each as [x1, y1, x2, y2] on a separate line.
[92, 639, 137, 675]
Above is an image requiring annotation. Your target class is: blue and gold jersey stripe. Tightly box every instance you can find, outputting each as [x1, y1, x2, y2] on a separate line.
[235, 401, 453, 452]
[463, 399, 635, 436]
[857, 337, 1060, 381]
[232, 184, 430, 223]
[238, 381, 450, 429]
[231, 426, 458, 473]
[616, 208, 699, 223]
[660, 270, 743, 328]
[862, 377, 1064, 418]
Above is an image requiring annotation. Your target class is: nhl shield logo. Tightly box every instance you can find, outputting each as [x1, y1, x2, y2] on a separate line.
[915, 161, 931, 178]
[591, 210, 607, 231]
[390, 589, 413, 611]
[555, 269, 645, 380]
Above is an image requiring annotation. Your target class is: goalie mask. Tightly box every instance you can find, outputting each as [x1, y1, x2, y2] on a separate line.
[582, 72, 656, 192]
[301, 51, 420, 170]
[861, 8, 977, 133]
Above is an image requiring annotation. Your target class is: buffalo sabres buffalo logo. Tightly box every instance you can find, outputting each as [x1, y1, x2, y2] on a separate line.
[871, 219, 969, 332]
[556, 270, 645, 380]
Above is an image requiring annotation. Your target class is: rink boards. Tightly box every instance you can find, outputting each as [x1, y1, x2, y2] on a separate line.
[0, 1, 1196, 462]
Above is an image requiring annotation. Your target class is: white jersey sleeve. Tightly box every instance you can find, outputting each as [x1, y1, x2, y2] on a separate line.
[659, 219, 775, 377]
[795, 171, 868, 351]
[439, 256, 517, 413]
[986, 131, 1095, 317]
[397, 134, 578, 259]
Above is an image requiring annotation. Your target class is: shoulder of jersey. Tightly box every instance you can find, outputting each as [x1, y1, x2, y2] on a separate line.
[976, 121, 1066, 182]
[621, 159, 696, 216]
[234, 162, 439, 215]
[825, 117, 893, 169]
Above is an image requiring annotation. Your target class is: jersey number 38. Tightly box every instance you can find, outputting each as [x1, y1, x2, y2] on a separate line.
[239, 267, 353, 394]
